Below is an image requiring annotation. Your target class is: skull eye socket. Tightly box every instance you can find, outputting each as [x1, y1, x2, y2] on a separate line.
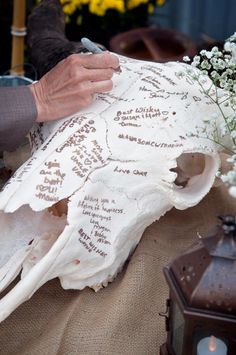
[171, 153, 205, 188]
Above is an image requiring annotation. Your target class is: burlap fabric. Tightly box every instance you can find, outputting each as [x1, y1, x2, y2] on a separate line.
[0, 185, 235, 355]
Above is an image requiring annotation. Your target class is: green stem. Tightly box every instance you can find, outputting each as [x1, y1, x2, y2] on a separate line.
[218, 95, 231, 105]
[202, 135, 235, 154]
[197, 78, 236, 146]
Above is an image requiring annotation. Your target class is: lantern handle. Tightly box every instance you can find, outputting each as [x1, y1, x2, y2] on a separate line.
[202, 214, 236, 260]
[159, 299, 170, 332]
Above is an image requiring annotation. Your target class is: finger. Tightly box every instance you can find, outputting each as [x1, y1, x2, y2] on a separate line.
[78, 79, 113, 96]
[91, 79, 114, 93]
[79, 52, 120, 70]
[78, 68, 114, 82]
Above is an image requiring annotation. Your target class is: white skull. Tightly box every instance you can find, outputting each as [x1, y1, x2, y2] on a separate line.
[0, 56, 226, 321]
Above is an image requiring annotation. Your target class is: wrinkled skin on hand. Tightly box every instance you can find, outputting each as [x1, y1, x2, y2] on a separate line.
[29, 52, 120, 122]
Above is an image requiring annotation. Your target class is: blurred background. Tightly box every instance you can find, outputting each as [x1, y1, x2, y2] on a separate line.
[0, 0, 235, 78]
[151, 0, 235, 43]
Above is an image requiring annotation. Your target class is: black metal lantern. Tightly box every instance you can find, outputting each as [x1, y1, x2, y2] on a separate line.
[160, 215, 236, 355]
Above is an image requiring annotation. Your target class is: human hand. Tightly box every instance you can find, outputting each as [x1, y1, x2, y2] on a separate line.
[29, 52, 120, 122]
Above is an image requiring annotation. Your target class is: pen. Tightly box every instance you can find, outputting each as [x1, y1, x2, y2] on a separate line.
[81, 37, 103, 54]
[81, 37, 121, 72]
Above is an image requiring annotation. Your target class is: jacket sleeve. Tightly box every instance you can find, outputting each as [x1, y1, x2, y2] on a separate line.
[27, 0, 85, 78]
[0, 86, 37, 152]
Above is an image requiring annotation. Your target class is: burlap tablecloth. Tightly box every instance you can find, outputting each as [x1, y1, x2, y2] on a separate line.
[0, 185, 235, 355]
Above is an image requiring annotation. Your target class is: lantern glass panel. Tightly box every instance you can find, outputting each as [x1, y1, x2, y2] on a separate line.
[170, 300, 185, 354]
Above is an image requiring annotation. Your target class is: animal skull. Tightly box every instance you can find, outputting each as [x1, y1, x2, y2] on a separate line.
[0, 56, 227, 322]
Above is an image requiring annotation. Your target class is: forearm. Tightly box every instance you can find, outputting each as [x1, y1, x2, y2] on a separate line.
[0, 86, 37, 152]
[27, 0, 84, 78]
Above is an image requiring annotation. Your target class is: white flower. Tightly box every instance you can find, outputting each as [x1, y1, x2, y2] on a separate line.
[229, 186, 236, 198]
[224, 41, 232, 52]
[205, 51, 213, 59]
[212, 46, 219, 53]
[183, 56, 190, 62]
[200, 49, 207, 56]
[191, 55, 200, 67]
[201, 60, 211, 70]
[231, 131, 236, 139]
[210, 70, 219, 80]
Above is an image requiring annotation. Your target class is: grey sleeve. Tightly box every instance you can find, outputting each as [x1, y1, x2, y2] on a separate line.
[0, 86, 37, 152]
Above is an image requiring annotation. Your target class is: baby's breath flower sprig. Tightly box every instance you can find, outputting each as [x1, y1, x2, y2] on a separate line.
[184, 33, 236, 198]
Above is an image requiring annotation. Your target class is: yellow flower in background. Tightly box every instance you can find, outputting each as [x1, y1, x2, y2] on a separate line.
[89, 0, 105, 16]
[79, 0, 90, 4]
[156, 0, 165, 5]
[148, 3, 155, 13]
[63, 3, 77, 15]
[127, 0, 148, 11]
[60, 0, 89, 9]
[59, 0, 165, 16]
[89, 0, 125, 16]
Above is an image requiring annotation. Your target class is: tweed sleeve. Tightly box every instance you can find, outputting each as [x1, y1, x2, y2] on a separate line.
[0, 86, 37, 152]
